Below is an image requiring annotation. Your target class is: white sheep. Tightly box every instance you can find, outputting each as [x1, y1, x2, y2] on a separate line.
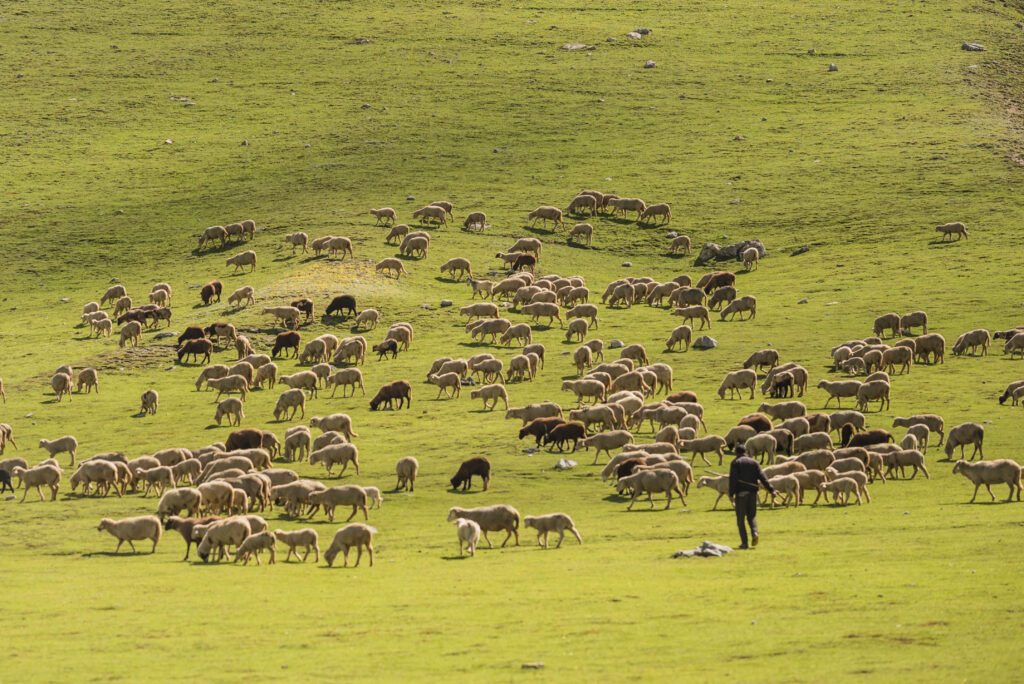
[453, 517, 482, 557]
[375, 258, 409, 279]
[97, 516, 162, 553]
[470, 384, 509, 411]
[523, 513, 583, 548]
[617, 469, 686, 509]
[310, 413, 358, 440]
[234, 530, 277, 565]
[741, 247, 760, 271]
[370, 207, 397, 225]
[446, 505, 520, 548]
[226, 250, 258, 272]
[935, 221, 968, 241]
[718, 369, 757, 400]
[197, 517, 253, 563]
[309, 444, 360, 477]
[156, 487, 202, 518]
[214, 398, 245, 426]
[227, 285, 256, 307]
[39, 435, 78, 466]
[12, 464, 61, 502]
[952, 459, 1022, 503]
[323, 523, 377, 567]
[273, 528, 320, 562]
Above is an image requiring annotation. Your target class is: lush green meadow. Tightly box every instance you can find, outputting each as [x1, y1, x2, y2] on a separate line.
[2, 0, 1024, 680]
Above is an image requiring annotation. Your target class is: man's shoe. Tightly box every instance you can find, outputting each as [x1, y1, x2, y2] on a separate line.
[738, 544, 749, 550]
[752, 533, 759, 548]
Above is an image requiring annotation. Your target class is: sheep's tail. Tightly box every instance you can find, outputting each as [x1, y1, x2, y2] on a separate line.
[512, 512, 520, 530]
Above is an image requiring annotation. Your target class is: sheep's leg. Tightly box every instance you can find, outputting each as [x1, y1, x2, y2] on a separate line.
[481, 531, 493, 549]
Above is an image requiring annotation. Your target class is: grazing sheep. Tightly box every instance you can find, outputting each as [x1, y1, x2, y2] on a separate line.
[369, 379, 413, 411]
[395, 456, 419, 492]
[310, 413, 358, 440]
[310, 443, 360, 478]
[227, 285, 256, 307]
[855, 380, 891, 412]
[308, 485, 368, 523]
[913, 333, 945, 365]
[163, 515, 219, 560]
[678, 435, 728, 466]
[944, 423, 984, 461]
[440, 257, 473, 281]
[283, 232, 308, 254]
[412, 204, 448, 227]
[669, 234, 691, 254]
[206, 376, 249, 402]
[74, 367, 99, 395]
[566, 194, 598, 216]
[900, 311, 928, 335]
[952, 459, 1022, 503]
[741, 247, 760, 271]
[70, 460, 120, 497]
[470, 384, 509, 411]
[1003, 333, 1024, 359]
[197, 517, 253, 563]
[134, 465, 175, 497]
[370, 207, 397, 225]
[233, 530, 277, 565]
[883, 449, 930, 480]
[568, 222, 594, 245]
[935, 221, 968, 241]
[744, 434, 778, 465]
[214, 398, 245, 426]
[718, 369, 757, 400]
[617, 469, 686, 509]
[639, 202, 671, 225]
[720, 295, 757, 321]
[561, 379, 605, 405]
[817, 477, 862, 506]
[463, 212, 486, 231]
[873, 313, 901, 339]
[673, 305, 712, 330]
[97, 516, 162, 554]
[450, 457, 491, 491]
[505, 402, 562, 426]
[323, 523, 376, 567]
[273, 528, 320, 563]
[262, 306, 302, 330]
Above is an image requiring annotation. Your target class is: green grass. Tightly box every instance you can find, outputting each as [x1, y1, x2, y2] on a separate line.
[2, 0, 1024, 680]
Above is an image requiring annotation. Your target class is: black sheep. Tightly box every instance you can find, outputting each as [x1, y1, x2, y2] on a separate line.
[326, 295, 358, 320]
[450, 457, 491, 491]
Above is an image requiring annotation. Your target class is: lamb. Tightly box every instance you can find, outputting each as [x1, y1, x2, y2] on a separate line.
[309, 443, 360, 477]
[935, 221, 968, 241]
[757, 401, 806, 421]
[97, 516, 162, 554]
[720, 296, 757, 321]
[171, 459, 202, 487]
[197, 517, 253, 563]
[883, 449, 930, 480]
[470, 384, 509, 411]
[523, 513, 583, 549]
[446, 505, 521, 548]
[678, 435, 728, 466]
[310, 413, 358, 440]
[450, 457, 491, 491]
[766, 475, 800, 507]
[395, 456, 419, 492]
[12, 464, 61, 502]
[741, 247, 760, 271]
[273, 528, 320, 563]
[506, 402, 562, 426]
[944, 423, 984, 461]
[577, 431, 634, 464]
[669, 234, 691, 254]
[952, 459, 1022, 503]
[39, 435, 78, 466]
[817, 477, 863, 506]
[134, 466, 175, 497]
[370, 207, 397, 225]
[226, 250, 258, 272]
[527, 206, 564, 229]
[718, 369, 757, 400]
[440, 257, 473, 280]
[673, 305, 712, 330]
[232, 530, 277, 565]
[352, 309, 380, 331]
[452, 517, 482, 557]
[323, 523, 377, 567]
[227, 285, 256, 308]
[817, 380, 862, 408]
[214, 398, 245, 426]
[695, 474, 732, 510]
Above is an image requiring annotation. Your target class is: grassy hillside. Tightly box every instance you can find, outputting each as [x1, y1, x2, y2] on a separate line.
[2, 0, 1024, 680]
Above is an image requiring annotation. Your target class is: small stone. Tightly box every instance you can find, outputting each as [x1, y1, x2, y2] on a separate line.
[554, 458, 577, 471]
[692, 336, 718, 350]
[826, 301, 840, 306]
[354, 37, 371, 44]
[807, 48, 816, 55]
[25, 413, 34, 418]
[667, 231, 678, 238]
[626, 31, 643, 40]
[729, 198, 741, 205]
[500, 302, 512, 308]
[522, 663, 545, 670]
[621, 261, 632, 267]
[797, 298, 809, 304]
[164, 139, 173, 144]
[562, 43, 593, 51]
[606, 37, 617, 43]
[361, 103, 372, 109]
[733, 135, 746, 141]
[241, 139, 249, 146]
[790, 245, 810, 256]
[493, 148, 500, 153]
[644, 60, 657, 69]
[154, 331, 176, 339]
[761, 116, 768, 121]
[827, 63, 838, 72]
[961, 42, 985, 51]
[420, 303, 431, 310]
[636, 27, 652, 35]
[60, 297, 70, 303]
[439, 299, 453, 308]
[523, 447, 539, 454]
[110, 277, 120, 284]
[406, 195, 416, 201]
[609, 339, 624, 349]
[114, 209, 124, 215]
[304, 144, 311, 148]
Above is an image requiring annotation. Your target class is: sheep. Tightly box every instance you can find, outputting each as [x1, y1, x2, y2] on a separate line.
[306, 442, 360, 478]
[71, 367, 99, 395]
[373, 257, 409, 280]
[829, 411, 867, 435]
[664, 324, 693, 353]
[100, 284, 128, 307]
[527, 206, 564, 229]
[271, 479, 327, 516]
[39, 435, 78, 466]
[226, 250, 258, 272]
[471, 384, 509, 411]
[935, 221, 968, 241]
[616, 468, 686, 510]
[412, 204, 448, 227]
[794, 432, 833, 454]
[694, 474, 731, 510]
[97, 516, 162, 553]
[816, 380, 862, 409]
[12, 464, 61, 502]
[279, 370, 319, 398]
[231, 530, 277, 565]
[197, 517, 253, 563]
[636, 201, 671, 225]
[672, 305, 712, 330]
[507, 354, 535, 382]
[385, 323, 414, 351]
[198, 480, 237, 515]
[744, 434, 778, 465]
[1004, 333, 1024, 359]
[789, 470, 829, 504]
[112, 295, 133, 317]
[952, 459, 1022, 502]
[519, 513, 583, 549]
[268, 528, 319, 563]
[207, 376, 250, 402]
[669, 234, 691, 254]
[882, 449, 930, 480]
[718, 369, 757, 400]
[462, 211, 487, 231]
[323, 523, 377, 567]
[561, 379, 605, 405]
[214, 398, 245, 427]
[900, 433, 919, 452]
[899, 310, 928, 335]
[115, 320, 141, 349]
[678, 435, 727, 466]
[70, 460, 120, 497]
[952, 328, 991, 356]
[913, 333, 945, 365]
[764, 474, 799, 507]
[163, 515, 220, 561]
[569, 404, 617, 433]
[446, 505, 520, 548]
[307, 485, 369, 523]
[944, 423, 984, 461]
[577, 431, 634, 464]
[873, 313, 901, 339]
[262, 306, 302, 329]
[568, 222, 594, 245]
[310, 413, 358, 440]
[543, 421, 587, 452]
[322, 368, 363, 399]
[725, 425, 758, 452]
[854, 380, 891, 413]
[324, 236, 355, 260]
[566, 194, 598, 216]
[450, 457, 491, 491]
[134, 465, 175, 497]
[369, 379, 413, 411]
[370, 207, 397, 225]
[740, 247, 760, 271]
[505, 402, 562, 426]
[720, 295, 757, 321]
[777, 417, 810, 439]
[440, 257, 473, 281]
[842, 427, 895, 449]
[608, 197, 647, 220]
[817, 477, 863, 506]
[565, 304, 600, 329]
[391, 456, 420, 493]
[169, 459, 202, 487]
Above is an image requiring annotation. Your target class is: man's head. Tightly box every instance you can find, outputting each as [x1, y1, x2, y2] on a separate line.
[734, 444, 747, 458]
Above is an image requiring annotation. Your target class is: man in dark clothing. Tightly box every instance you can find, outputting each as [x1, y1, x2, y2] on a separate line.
[729, 445, 776, 550]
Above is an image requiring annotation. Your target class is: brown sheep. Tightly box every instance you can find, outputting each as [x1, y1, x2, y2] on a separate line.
[369, 380, 412, 411]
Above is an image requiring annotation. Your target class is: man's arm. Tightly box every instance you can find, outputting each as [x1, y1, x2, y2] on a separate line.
[728, 460, 739, 497]
[757, 467, 775, 493]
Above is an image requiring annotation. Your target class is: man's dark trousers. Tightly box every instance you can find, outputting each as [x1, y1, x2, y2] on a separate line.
[735, 491, 758, 547]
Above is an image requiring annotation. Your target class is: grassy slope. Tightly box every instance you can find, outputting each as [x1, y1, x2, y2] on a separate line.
[2, 0, 1024, 680]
